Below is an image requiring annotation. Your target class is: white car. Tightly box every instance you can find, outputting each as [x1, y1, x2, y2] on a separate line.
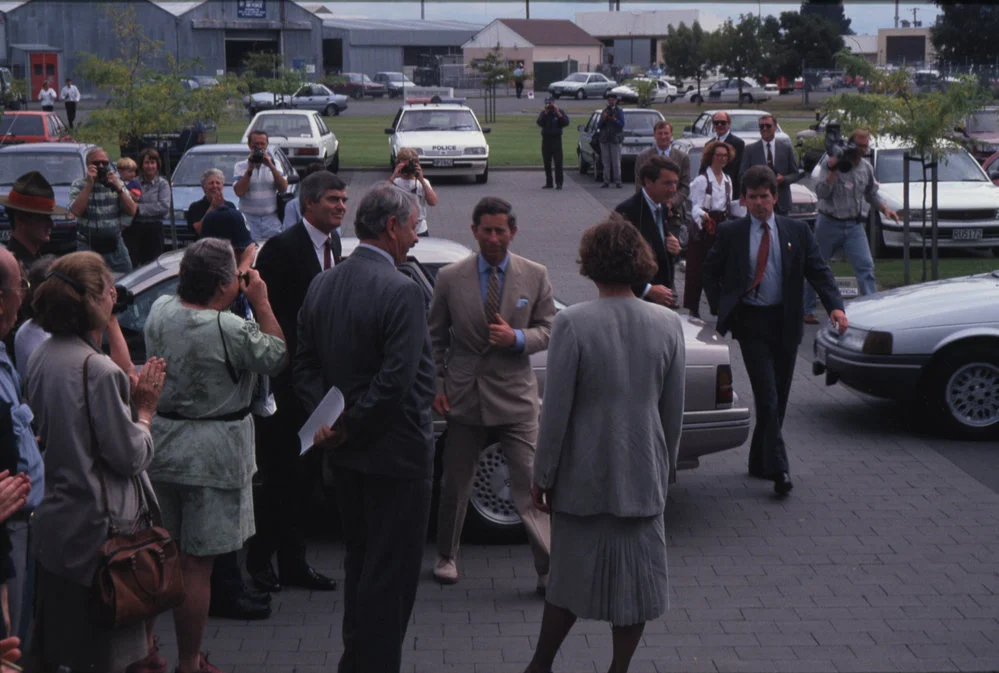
[683, 109, 791, 145]
[372, 71, 416, 98]
[243, 84, 348, 116]
[807, 137, 999, 252]
[687, 77, 771, 104]
[384, 103, 490, 183]
[548, 72, 617, 100]
[605, 78, 677, 104]
[242, 110, 340, 172]
[813, 269, 999, 439]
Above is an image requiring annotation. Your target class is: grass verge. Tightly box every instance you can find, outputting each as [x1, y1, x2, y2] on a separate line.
[831, 257, 998, 290]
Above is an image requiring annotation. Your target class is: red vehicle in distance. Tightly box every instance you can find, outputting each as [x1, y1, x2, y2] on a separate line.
[0, 111, 73, 145]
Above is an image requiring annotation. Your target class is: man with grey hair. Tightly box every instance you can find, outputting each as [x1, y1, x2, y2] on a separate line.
[295, 184, 431, 673]
[246, 171, 346, 595]
[186, 167, 234, 237]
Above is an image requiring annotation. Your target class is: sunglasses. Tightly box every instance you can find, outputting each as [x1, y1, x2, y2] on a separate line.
[90, 160, 110, 167]
[759, 123, 774, 129]
[712, 120, 729, 126]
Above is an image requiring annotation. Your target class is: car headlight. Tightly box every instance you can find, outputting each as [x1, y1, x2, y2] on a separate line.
[789, 201, 815, 215]
[465, 147, 487, 155]
[837, 327, 867, 351]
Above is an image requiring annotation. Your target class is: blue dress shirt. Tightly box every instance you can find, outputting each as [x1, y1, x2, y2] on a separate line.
[0, 344, 43, 510]
[477, 253, 525, 352]
[743, 214, 783, 307]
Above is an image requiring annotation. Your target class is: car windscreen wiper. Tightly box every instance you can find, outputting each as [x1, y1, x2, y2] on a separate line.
[403, 125, 443, 131]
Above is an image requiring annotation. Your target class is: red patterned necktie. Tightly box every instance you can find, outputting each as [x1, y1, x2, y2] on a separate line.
[748, 222, 770, 296]
[766, 142, 774, 170]
[323, 238, 332, 270]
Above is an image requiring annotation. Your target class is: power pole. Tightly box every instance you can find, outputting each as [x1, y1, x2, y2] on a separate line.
[894, 0, 899, 28]
[526, 0, 529, 19]
[911, 7, 920, 26]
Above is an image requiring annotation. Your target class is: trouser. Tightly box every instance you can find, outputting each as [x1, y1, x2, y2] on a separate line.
[733, 304, 797, 478]
[437, 420, 551, 576]
[803, 213, 877, 314]
[515, 81, 524, 98]
[683, 225, 718, 316]
[210, 551, 246, 602]
[599, 141, 622, 185]
[40, 105, 53, 112]
[333, 468, 430, 673]
[65, 101, 77, 128]
[541, 136, 564, 187]
[77, 235, 132, 274]
[7, 516, 35, 648]
[122, 218, 164, 267]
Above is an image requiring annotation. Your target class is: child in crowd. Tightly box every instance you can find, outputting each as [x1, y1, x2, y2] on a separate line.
[116, 157, 143, 202]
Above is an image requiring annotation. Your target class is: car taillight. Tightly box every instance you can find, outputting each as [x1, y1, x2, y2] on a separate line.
[715, 365, 734, 405]
[297, 148, 320, 155]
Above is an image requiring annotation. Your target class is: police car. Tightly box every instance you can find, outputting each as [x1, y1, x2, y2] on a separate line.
[384, 99, 490, 183]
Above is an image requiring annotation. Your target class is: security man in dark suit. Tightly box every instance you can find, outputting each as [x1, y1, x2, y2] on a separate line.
[702, 166, 847, 496]
[738, 113, 801, 215]
[614, 156, 687, 307]
[536, 97, 570, 190]
[246, 172, 344, 593]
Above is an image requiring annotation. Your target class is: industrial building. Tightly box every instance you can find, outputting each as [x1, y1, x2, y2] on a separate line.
[573, 9, 723, 70]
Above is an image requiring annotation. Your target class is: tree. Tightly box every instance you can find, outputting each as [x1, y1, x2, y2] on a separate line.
[709, 15, 768, 107]
[931, 3, 999, 69]
[801, 0, 852, 35]
[661, 21, 713, 101]
[771, 10, 846, 80]
[240, 50, 303, 106]
[472, 44, 511, 123]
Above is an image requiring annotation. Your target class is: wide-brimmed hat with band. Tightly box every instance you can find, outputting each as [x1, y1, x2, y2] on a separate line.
[0, 171, 69, 216]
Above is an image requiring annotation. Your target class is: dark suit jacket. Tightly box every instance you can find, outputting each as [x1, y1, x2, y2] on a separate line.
[702, 215, 844, 346]
[738, 138, 801, 214]
[614, 192, 687, 295]
[718, 132, 746, 196]
[254, 221, 342, 394]
[294, 246, 435, 479]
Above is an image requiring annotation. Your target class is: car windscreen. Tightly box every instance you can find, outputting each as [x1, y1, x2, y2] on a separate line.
[0, 152, 84, 185]
[117, 277, 179, 363]
[384, 73, 405, 81]
[624, 112, 664, 135]
[172, 152, 251, 185]
[966, 112, 999, 134]
[251, 115, 314, 138]
[875, 148, 988, 183]
[564, 73, 589, 83]
[0, 116, 44, 136]
[729, 115, 766, 134]
[398, 110, 479, 132]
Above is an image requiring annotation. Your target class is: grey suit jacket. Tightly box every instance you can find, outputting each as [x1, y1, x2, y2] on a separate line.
[738, 138, 801, 213]
[428, 252, 555, 427]
[533, 298, 685, 517]
[634, 145, 691, 210]
[294, 245, 436, 479]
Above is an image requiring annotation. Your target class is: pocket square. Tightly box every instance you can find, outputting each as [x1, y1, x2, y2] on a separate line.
[516, 297, 529, 308]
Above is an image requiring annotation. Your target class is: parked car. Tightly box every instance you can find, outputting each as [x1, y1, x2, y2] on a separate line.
[0, 111, 73, 145]
[951, 106, 999, 162]
[548, 72, 617, 100]
[685, 78, 771, 104]
[113, 237, 751, 536]
[244, 84, 348, 116]
[982, 150, 999, 186]
[372, 71, 416, 98]
[332, 72, 387, 99]
[683, 109, 791, 145]
[0, 142, 92, 253]
[385, 102, 490, 183]
[576, 107, 665, 180]
[806, 137, 999, 253]
[813, 269, 999, 439]
[605, 77, 677, 104]
[242, 109, 339, 171]
[166, 143, 299, 249]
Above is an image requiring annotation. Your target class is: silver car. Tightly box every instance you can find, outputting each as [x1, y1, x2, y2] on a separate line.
[114, 238, 750, 537]
[813, 269, 999, 439]
[244, 84, 348, 117]
[548, 72, 617, 100]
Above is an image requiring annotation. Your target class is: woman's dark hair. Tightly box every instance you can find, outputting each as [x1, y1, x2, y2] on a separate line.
[578, 215, 657, 286]
[32, 252, 109, 335]
[177, 238, 237, 305]
[137, 147, 162, 174]
[699, 139, 735, 175]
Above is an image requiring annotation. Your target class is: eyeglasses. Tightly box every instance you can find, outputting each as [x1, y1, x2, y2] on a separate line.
[758, 123, 774, 129]
[90, 160, 110, 167]
[712, 120, 729, 126]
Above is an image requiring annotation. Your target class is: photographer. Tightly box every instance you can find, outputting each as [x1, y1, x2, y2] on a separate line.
[69, 147, 138, 274]
[387, 148, 437, 237]
[234, 130, 289, 243]
[805, 128, 899, 325]
[596, 92, 625, 188]
[537, 97, 569, 190]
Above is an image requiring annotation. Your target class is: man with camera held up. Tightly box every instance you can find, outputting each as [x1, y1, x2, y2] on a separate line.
[388, 148, 437, 237]
[234, 130, 289, 243]
[537, 97, 569, 190]
[596, 93, 625, 188]
[804, 127, 899, 325]
[69, 147, 138, 274]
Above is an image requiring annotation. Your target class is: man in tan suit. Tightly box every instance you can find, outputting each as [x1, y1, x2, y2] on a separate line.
[428, 196, 555, 594]
[634, 120, 691, 210]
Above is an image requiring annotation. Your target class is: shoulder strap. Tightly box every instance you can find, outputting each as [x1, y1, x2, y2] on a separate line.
[217, 311, 239, 384]
[83, 354, 115, 534]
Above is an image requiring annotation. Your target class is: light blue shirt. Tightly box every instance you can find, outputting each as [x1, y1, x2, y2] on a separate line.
[743, 214, 783, 306]
[477, 253, 525, 352]
[0, 344, 43, 510]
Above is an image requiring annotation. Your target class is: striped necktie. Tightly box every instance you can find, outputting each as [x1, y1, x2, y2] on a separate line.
[483, 266, 500, 324]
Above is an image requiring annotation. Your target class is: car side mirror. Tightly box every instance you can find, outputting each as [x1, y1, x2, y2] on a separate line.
[384, 128, 395, 134]
[481, 127, 491, 134]
[683, 125, 692, 133]
[287, 172, 300, 185]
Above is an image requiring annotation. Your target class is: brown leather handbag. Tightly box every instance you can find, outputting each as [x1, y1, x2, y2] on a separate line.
[83, 354, 186, 628]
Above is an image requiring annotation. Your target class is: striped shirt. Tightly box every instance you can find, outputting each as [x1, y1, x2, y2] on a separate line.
[234, 160, 285, 216]
[69, 179, 132, 241]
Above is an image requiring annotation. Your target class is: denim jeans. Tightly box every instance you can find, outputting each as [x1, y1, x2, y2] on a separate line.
[803, 214, 876, 315]
[77, 236, 133, 274]
[244, 212, 283, 243]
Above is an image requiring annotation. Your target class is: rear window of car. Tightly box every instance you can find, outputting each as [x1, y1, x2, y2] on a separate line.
[251, 115, 314, 138]
[729, 115, 766, 134]
[0, 152, 84, 185]
[0, 116, 44, 136]
[172, 152, 252, 185]
[624, 112, 665, 134]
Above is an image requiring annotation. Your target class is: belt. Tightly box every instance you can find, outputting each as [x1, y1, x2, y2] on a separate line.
[818, 213, 863, 222]
[157, 407, 251, 422]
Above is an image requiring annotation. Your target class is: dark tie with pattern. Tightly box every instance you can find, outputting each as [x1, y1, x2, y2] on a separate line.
[748, 222, 771, 296]
[323, 238, 332, 270]
[766, 142, 774, 171]
[484, 266, 500, 324]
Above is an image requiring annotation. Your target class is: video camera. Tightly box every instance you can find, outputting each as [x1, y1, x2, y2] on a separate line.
[824, 123, 860, 173]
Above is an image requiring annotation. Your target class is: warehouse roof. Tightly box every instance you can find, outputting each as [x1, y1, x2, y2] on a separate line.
[321, 17, 483, 32]
[150, 1, 206, 17]
[497, 19, 601, 47]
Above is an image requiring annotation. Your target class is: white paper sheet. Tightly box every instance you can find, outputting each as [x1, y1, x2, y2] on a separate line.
[298, 386, 345, 455]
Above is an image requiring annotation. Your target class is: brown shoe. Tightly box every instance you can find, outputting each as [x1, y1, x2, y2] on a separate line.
[803, 314, 819, 325]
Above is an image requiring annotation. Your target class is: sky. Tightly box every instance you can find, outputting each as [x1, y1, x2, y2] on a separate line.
[315, 1, 942, 34]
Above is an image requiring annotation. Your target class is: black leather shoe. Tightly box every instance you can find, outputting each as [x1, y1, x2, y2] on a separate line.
[280, 566, 338, 591]
[774, 472, 794, 496]
[748, 467, 767, 479]
[245, 587, 271, 604]
[249, 566, 282, 593]
[209, 595, 272, 620]
[555, 184, 563, 190]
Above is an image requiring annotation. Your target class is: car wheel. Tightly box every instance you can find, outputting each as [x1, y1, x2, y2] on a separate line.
[741, 93, 753, 104]
[575, 89, 584, 100]
[578, 148, 590, 175]
[475, 164, 489, 184]
[351, 90, 362, 100]
[551, 92, 561, 99]
[323, 104, 336, 116]
[691, 94, 703, 104]
[925, 344, 999, 439]
[330, 150, 340, 173]
[462, 442, 525, 542]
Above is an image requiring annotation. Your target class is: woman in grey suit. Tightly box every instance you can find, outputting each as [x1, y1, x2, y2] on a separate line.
[525, 216, 686, 673]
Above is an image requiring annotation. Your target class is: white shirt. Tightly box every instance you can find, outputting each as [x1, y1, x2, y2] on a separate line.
[303, 217, 336, 270]
[234, 158, 286, 216]
[715, 131, 731, 143]
[390, 177, 430, 234]
[60, 84, 80, 102]
[38, 87, 57, 106]
[690, 171, 745, 228]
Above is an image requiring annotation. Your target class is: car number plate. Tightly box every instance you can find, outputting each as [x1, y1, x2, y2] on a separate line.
[835, 276, 859, 297]
[953, 228, 983, 241]
[435, 159, 454, 167]
[622, 145, 642, 155]
[815, 343, 827, 366]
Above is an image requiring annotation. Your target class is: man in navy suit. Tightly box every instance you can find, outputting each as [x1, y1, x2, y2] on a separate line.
[702, 166, 847, 496]
[738, 113, 801, 215]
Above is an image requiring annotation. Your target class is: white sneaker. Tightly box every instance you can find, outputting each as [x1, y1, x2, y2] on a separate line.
[433, 555, 458, 584]
[536, 573, 549, 597]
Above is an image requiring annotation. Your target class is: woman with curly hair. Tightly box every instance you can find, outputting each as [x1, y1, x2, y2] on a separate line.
[525, 216, 686, 673]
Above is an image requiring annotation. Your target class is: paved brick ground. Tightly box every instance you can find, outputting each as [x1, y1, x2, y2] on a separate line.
[153, 170, 999, 672]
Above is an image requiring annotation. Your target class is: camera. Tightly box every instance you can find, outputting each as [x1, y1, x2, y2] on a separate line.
[401, 158, 418, 175]
[111, 284, 133, 314]
[825, 123, 860, 173]
[96, 165, 109, 183]
[250, 148, 266, 164]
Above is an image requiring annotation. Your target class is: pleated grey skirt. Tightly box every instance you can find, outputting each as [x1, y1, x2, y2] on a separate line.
[546, 511, 669, 626]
